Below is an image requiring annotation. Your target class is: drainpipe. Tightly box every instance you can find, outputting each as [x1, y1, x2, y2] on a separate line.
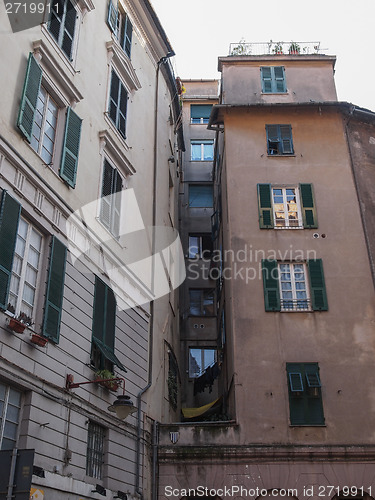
[135, 54, 168, 500]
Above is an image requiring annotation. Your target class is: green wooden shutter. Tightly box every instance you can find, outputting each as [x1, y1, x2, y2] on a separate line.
[305, 363, 325, 425]
[286, 363, 306, 425]
[262, 260, 280, 311]
[257, 184, 274, 228]
[17, 53, 42, 142]
[260, 67, 272, 93]
[280, 125, 293, 154]
[0, 191, 21, 309]
[43, 237, 67, 342]
[274, 66, 286, 92]
[105, 286, 116, 351]
[107, 0, 118, 33]
[307, 259, 328, 311]
[92, 276, 106, 343]
[300, 183, 317, 228]
[59, 107, 82, 188]
[123, 14, 133, 58]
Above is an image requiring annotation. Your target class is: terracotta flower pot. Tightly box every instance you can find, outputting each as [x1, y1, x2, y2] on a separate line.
[30, 333, 48, 347]
[8, 318, 26, 333]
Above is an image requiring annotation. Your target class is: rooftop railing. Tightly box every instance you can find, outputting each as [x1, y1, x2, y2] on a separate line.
[228, 41, 323, 57]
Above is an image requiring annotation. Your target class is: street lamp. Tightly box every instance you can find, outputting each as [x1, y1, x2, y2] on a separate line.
[66, 374, 137, 420]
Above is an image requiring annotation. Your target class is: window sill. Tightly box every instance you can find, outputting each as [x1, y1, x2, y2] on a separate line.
[267, 154, 296, 158]
[289, 424, 326, 427]
[104, 114, 130, 152]
[39, 28, 77, 78]
[261, 92, 289, 95]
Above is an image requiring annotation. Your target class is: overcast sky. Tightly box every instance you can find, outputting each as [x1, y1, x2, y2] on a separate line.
[150, 0, 375, 112]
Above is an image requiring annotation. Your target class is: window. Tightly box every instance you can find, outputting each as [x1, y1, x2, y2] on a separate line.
[257, 184, 317, 229]
[188, 234, 213, 259]
[189, 289, 215, 316]
[266, 125, 293, 155]
[48, 0, 77, 60]
[261, 66, 286, 93]
[191, 140, 214, 161]
[17, 53, 82, 188]
[8, 218, 43, 319]
[91, 276, 125, 372]
[189, 348, 216, 378]
[108, 70, 128, 138]
[107, 0, 133, 58]
[190, 105, 212, 124]
[100, 160, 123, 237]
[30, 87, 58, 165]
[262, 259, 328, 312]
[0, 191, 67, 342]
[286, 363, 325, 425]
[188, 185, 213, 208]
[0, 383, 22, 450]
[86, 421, 105, 479]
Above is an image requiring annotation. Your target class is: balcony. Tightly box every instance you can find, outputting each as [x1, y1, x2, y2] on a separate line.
[228, 41, 322, 57]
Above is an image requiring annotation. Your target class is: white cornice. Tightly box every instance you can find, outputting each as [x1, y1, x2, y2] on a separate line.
[106, 40, 142, 92]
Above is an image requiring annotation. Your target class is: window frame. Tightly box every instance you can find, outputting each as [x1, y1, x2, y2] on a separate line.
[190, 140, 214, 161]
[286, 363, 325, 426]
[189, 288, 215, 317]
[188, 233, 213, 259]
[107, 0, 133, 59]
[0, 383, 22, 451]
[266, 124, 294, 155]
[188, 347, 217, 378]
[188, 184, 214, 208]
[261, 66, 286, 93]
[48, 0, 78, 62]
[278, 262, 311, 312]
[108, 69, 129, 139]
[272, 186, 303, 229]
[190, 104, 213, 124]
[86, 420, 105, 479]
[99, 158, 123, 238]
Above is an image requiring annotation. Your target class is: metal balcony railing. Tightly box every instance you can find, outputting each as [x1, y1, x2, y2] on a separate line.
[281, 298, 311, 311]
[228, 41, 322, 57]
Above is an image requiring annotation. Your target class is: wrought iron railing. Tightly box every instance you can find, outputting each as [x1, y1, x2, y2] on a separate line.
[281, 298, 311, 311]
[228, 41, 322, 57]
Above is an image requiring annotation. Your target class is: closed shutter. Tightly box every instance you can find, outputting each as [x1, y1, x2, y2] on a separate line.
[17, 53, 42, 142]
[257, 184, 273, 228]
[274, 66, 286, 92]
[118, 84, 128, 138]
[112, 169, 122, 237]
[100, 160, 113, 230]
[300, 183, 317, 228]
[286, 363, 307, 425]
[60, 107, 82, 188]
[280, 125, 293, 153]
[42, 237, 67, 342]
[262, 260, 280, 311]
[107, 0, 118, 33]
[307, 259, 328, 311]
[105, 286, 116, 351]
[0, 192, 21, 309]
[123, 14, 132, 58]
[260, 67, 272, 93]
[61, 1, 76, 60]
[305, 364, 325, 425]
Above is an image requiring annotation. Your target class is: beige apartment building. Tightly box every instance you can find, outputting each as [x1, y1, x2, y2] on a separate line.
[0, 0, 183, 498]
[158, 43, 375, 498]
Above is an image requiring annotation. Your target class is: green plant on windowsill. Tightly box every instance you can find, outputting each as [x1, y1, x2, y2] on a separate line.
[95, 369, 120, 391]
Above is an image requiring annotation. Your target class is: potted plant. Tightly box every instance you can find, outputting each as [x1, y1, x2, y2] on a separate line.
[7, 309, 34, 334]
[272, 42, 284, 54]
[289, 42, 300, 54]
[95, 369, 120, 391]
[30, 333, 48, 347]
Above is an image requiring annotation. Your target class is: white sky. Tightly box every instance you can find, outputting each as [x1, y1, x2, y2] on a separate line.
[150, 0, 375, 111]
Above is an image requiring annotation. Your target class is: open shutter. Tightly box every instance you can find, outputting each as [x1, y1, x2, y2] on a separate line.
[107, 0, 118, 33]
[266, 124, 280, 154]
[59, 107, 82, 188]
[93, 276, 106, 343]
[105, 286, 116, 351]
[262, 260, 280, 311]
[0, 192, 21, 309]
[123, 14, 133, 58]
[17, 53, 42, 142]
[300, 183, 317, 228]
[257, 184, 273, 228]
[274, 66, 286, 92]
[260, 67, 272, 93]
[307, 259, 328, 311]
[280, 125, 293, 153]
[43, 237, 67, 342]
[289, 372, 303, 392]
